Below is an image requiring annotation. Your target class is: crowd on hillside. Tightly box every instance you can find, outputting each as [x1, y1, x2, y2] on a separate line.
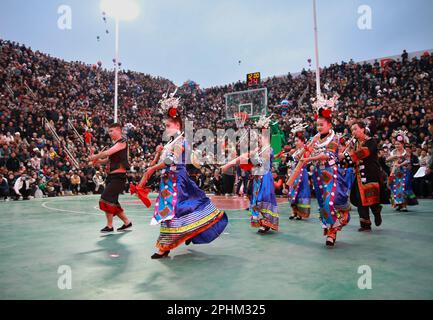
[1, 38, 432, 200]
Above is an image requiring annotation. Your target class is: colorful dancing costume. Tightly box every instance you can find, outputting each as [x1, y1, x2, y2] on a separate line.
[387, 130, 418, 210]
[300, 93, 351, 246]
[152, 135, 228, 252]
[249, 148, 279, 231]
[288, 146, 311, 219]
[311, 130, 351, 244]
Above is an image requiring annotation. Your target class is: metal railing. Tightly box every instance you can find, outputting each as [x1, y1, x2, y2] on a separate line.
[67, 119, 85, 145]
[43, 118, 80, 169]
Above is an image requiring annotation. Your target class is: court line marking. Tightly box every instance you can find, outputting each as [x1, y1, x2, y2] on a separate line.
[40, 198, 433, 219]
[42, 201, 100, 215]
[40, 200, 255, 219]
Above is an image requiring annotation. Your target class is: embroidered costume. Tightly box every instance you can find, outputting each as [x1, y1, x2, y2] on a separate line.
[343, 137, 383, 230]
[311, 130, 351, 243]
[287, 122, 311, 219]
[249, 149, 280, 231]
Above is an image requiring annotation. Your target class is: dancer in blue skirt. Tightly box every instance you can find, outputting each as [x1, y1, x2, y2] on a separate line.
[222, 115, 279, 234]
[138, 90, 228, 259]
[287, 122, 311, 220]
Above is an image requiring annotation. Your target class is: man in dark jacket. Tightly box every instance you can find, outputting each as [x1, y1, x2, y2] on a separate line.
[0, 174, 9, 200]
[6, 152, 20, 172]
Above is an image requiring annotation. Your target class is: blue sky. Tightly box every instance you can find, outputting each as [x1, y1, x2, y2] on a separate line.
[1, 0, 432, 88]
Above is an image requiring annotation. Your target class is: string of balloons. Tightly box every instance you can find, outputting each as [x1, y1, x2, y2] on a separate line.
[95, 11, 121, 68]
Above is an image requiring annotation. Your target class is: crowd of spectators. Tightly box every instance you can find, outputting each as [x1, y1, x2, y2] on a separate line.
[1, 38, 432, 201]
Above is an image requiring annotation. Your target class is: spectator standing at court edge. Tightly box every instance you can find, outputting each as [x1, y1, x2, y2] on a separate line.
[93, 171, 105, 194]
[70, 171, 81, 195]
[426, 119, 433, 202]
[428, 119, 433, 175]
[0, 174, 9, 201]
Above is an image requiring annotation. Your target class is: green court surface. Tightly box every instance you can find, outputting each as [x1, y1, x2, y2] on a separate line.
[0, 194, 432, 300]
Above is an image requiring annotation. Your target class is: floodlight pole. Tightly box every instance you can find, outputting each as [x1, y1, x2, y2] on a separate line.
[114, 16, 119, 123]
[313, 0, 321, 98]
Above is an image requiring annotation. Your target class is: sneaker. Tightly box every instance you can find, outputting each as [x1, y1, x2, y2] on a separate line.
[100, 226, 114, 233]
[117, 222, 132, 231]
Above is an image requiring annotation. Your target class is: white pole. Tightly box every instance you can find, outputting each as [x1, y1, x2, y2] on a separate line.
[114, 16, 119, 123]
[313, 0, 321, 97]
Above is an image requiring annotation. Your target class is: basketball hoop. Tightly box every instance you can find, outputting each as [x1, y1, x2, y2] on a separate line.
[234, 111, 249, 129]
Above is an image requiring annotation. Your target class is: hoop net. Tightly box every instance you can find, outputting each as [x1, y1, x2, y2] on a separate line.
[234, 111, 249, 129]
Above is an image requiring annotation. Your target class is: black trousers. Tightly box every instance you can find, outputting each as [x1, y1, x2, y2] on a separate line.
[357, 204, 382, 228]
[0, 189, 9, 199]
[222, 174, 235, 195]
[15, 185, 31, 199]
[101, 173, 126, 205]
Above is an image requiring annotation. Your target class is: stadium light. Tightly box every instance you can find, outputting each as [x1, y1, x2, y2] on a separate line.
[100, 0, 140, 21]
[100, 0, 140, 123]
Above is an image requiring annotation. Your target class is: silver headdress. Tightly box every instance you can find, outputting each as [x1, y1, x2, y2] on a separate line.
[255, 114, 273, 129]
[312, 93, 339, 117]
[158, 88, 180, 114]
[392, 129, 409, 144]
[290, 121, 308, 134]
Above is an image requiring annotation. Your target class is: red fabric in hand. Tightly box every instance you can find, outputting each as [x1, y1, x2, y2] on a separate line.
[130, 183, 151, 208]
